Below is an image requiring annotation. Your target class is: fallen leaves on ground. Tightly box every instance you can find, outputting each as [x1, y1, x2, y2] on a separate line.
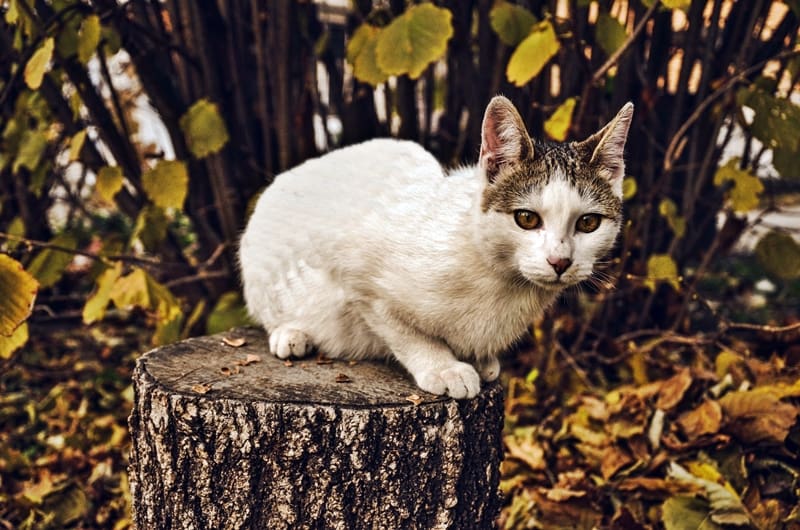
[0, 322, 142, 529]
[500, 330, 800, 529]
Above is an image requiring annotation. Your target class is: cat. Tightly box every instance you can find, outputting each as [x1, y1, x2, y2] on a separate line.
[239, 96, 633, 399]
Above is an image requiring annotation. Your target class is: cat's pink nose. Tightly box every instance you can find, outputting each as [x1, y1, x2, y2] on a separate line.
[547, 257, 572, 276]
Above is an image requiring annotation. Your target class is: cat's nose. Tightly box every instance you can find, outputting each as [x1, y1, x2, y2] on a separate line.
[547, 257, 572, 276]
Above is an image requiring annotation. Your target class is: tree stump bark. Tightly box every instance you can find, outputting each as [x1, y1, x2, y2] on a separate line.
[128, 327, 504, 529]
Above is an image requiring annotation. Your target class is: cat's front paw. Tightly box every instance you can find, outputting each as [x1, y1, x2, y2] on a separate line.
[268, 326, 313, 359]
[417, 362, 481, 400]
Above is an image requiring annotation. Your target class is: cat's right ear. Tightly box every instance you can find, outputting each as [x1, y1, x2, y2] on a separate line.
[480, 96, 534, 183]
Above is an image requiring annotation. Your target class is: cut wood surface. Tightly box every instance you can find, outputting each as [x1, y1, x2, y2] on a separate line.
[129, 327, 503, 529]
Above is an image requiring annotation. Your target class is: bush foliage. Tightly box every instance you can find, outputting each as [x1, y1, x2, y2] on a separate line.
[1, 0, 799, 528]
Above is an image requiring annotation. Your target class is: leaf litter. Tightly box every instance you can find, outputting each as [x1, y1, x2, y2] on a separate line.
[500, 324, 800, 530]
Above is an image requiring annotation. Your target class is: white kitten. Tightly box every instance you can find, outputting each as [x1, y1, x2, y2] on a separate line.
[239, 96, 633, 399]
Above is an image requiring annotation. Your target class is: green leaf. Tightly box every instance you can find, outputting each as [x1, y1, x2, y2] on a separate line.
[543, 97, 576, 141]
[596, 13, 627, 56]
[737, 87, 800, 179]
[645, 254, 680, 291]
[82, 263, 123, 324]
[179, 99, 230, 158]
[506, 20, 560, 87]
[142, 160, 189, 210]
[24, 37, 54, 90]
[667, 462, 750, 527]
[347, 24, 389, 86]
[27, 233, 78, 289]
[489, 1, 538, 47]
[3, 216, 25, 252]
[0, 253, 38, 336]
[95, 165, 124, 204]
[206, 291, 252, 334]
[662, 496, 722, 530]
[77, 15, 101, 64]
[658, 198, 686, 238]
[755, 231, 800, 280]
[713, 158, 763, 212]
[69, 129, 87, 162]
[375, 3, 454, 79]
[12, 130, 47, 174]
[0, 322, 28, 359]
[622, 177, 637, 200]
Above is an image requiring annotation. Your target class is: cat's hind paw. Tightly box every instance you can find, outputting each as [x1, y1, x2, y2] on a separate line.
[268, 326, 313, 359]
[476, 355, 500, 382]
[417, 362, 481, 400]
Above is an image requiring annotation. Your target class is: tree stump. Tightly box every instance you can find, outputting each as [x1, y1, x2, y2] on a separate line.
[128, 327, 504, 529]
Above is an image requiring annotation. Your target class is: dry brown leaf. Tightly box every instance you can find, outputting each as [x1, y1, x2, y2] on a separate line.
[405, 394, 423, 406]
[719, 388, 799, 444]
[677, 399, 722, 440]
[580, 395, 610, 421]
[655, 368, 693, 410]
[234, 353, 261, 367]
[191, 383, 212, 394]
[505, 435, 547, 471]
[316, 356, 334, 365]
[220, 366, 232, 376]
[222, 336, 246, 347]
[601, 445, 634, 480]
[335, 373, 351, 383]
[544, 487, 586, 502]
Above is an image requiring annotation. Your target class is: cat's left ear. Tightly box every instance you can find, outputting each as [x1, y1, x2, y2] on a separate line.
[579, 102, 634, 197]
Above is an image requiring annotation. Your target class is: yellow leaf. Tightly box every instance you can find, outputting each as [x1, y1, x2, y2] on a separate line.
[713, 158, 763, 213]
[347, 24, 389, 86]
[0, 321, 28, 359]
[141, 159, 188, 210]
[69, 130, 87, 162]
[95, 166, 124, 204]
[77, 15, 101, 64]
[543, 97, 576, 141]
[24, 37, 54, 89]
[489, 1, 538, 47]
[82, 262, 123, 324]
[622, 177, 637, 200]
[645, 254, 680, 291]
[179, 99, 230, 158]
[110, 267, 184, 345]
[375, 3, 453, 79]
[131, 205, 168, 252]
[506, 20, 560, 87]
[658, 198, 686, 238]
[206, 291, 251, 334]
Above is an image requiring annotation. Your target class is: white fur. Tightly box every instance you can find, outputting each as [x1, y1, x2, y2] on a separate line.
[239, 138, 614, 398]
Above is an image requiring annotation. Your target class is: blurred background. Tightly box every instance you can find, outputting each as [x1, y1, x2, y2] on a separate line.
[1, 1, 799, 528]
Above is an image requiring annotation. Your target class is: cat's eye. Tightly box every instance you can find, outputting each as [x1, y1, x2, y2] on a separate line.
[576, 213, 602, 233]
[514, 210, 541, 230]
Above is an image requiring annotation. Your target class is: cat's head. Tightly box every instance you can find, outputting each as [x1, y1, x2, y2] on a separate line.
[476, 96, 633, 290]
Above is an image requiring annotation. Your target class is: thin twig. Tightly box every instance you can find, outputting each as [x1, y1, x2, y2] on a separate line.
[0, 232, 163, 267]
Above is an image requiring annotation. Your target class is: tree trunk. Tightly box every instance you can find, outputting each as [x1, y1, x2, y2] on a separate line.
[128, 327, 504, 529]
